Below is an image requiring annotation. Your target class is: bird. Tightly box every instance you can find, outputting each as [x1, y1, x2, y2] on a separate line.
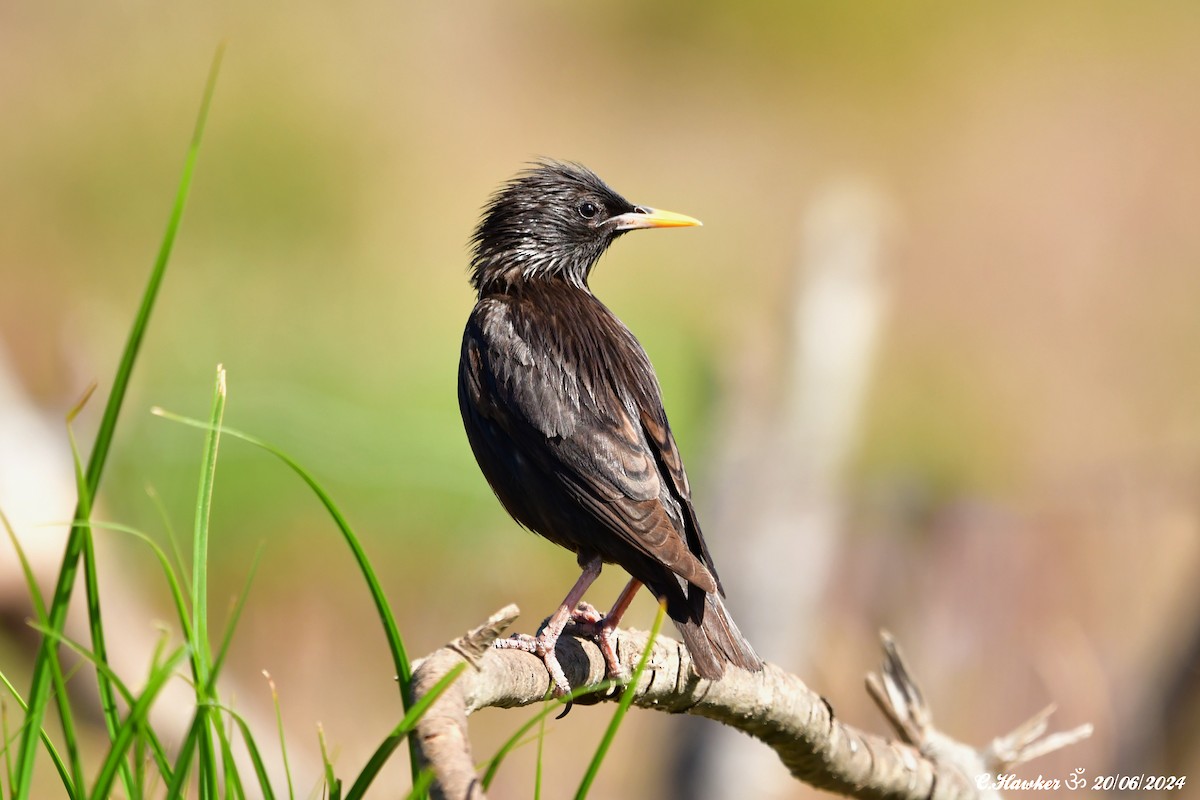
[458, 160, 763, 696]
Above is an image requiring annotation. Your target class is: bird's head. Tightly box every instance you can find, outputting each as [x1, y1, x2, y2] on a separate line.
[469, 160, 701, 293]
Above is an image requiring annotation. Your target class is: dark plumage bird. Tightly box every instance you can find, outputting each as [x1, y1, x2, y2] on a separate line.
[458, 160, 762, 695]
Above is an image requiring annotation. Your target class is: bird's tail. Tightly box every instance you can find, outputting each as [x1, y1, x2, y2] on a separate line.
[672, 587, 763, 680]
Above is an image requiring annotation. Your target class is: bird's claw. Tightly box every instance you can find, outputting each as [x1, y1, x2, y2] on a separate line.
[569, 602, 603, 625]
[566, 616, 626, 681]
[493, 633, 573, 697]
[493, 632, 539, 654]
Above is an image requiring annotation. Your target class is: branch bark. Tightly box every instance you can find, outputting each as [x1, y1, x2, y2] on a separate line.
[410, 607, 1090, 800]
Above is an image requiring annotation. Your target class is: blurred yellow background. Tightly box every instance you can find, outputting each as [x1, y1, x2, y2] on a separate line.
[2, 2, 1199, 798]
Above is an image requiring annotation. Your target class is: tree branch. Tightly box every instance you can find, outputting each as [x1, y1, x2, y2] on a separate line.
[410, 607, 1090, 800]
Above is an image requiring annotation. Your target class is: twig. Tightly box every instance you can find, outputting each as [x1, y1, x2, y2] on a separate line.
[410, 610, 1091, 800]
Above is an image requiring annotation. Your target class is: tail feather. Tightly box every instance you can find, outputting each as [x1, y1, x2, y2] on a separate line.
[673, 588, 763, 679]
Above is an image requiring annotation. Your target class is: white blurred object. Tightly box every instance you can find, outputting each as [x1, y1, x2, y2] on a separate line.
[676, 177, 897, 799]
[0, 344, 76, 609]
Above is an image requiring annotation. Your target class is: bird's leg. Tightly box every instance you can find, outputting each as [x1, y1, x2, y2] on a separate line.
[494, 556, 603, 696]
[570, 578, 642, 681]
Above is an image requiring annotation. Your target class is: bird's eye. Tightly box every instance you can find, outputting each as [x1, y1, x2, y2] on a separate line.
[577, 201, 599, 219]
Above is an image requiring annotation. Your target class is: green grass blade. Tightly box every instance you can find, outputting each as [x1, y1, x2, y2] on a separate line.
[192, 365, 227, 800]
[0, 672, 73, 798]
[86, 520, 194, 646]
[136, 631, 178, 789]
[87, 42, 225, 497]
[0, 509, 50, 620]
[81, 529, 135, 797]
[478, 679, 615, 791]
[66, 522, 184, 791]
[150, 409, 421, 783]
[2, 505, 85, 798]
[534, 714, 546, 800]
[164, 712, 204, 799]
[26, 616, 181, 789]
[85, 490, 241, 791]
[222, 705, 278, 800]
[208, 543, 262, 690]
[65, 523, 198, 791]
[66, 391, 133, 798]
[11, 43, 225, 798]
[404, 769, 436, 800]
[23, 625, 136, 704]
[2, 696, 12, 796]
[197, 709, 217, 800]
[145, 481, 192, 597]
[574, 604, 666, 800]
[216, 714, 246, 800]
[132, 729, 146, 798]
[343, 662, 467, 800]
[88, 646, 190, 800]
[152, 410, 412, 687]
[64, 390, 136, 797]
[262, 672, 294, 800]
[191, 365, 226, 693]
[318, 724, 339, 800]
[24, 617, 186, 800]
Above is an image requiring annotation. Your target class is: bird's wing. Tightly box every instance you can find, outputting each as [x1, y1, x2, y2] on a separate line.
[637, 403, 723, 594]
[462, 301, 718, 594]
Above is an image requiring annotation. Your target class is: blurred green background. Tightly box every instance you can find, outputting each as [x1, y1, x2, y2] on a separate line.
[3, 2, 1200, 797]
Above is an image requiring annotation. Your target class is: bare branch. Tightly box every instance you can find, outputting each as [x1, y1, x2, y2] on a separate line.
[985, 705, 1094, 772]
[866, 630, 1094, 797]
[411, 609, 1090, 800]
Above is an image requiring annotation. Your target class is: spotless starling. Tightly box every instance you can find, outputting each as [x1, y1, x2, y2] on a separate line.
[458, 161, 763, 695]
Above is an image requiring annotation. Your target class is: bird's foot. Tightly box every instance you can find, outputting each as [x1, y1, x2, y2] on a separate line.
[568, 601, 603, 625]
[567, 611, 627, 683]
[494, 633, 573, 697]
[491, 599, 627, 701]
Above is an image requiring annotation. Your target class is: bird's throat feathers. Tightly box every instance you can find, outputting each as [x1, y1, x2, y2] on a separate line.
[469, 243, 606, 295]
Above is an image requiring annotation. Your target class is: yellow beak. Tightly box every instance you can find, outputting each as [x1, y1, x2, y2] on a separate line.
[610, 206, 703, 231]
